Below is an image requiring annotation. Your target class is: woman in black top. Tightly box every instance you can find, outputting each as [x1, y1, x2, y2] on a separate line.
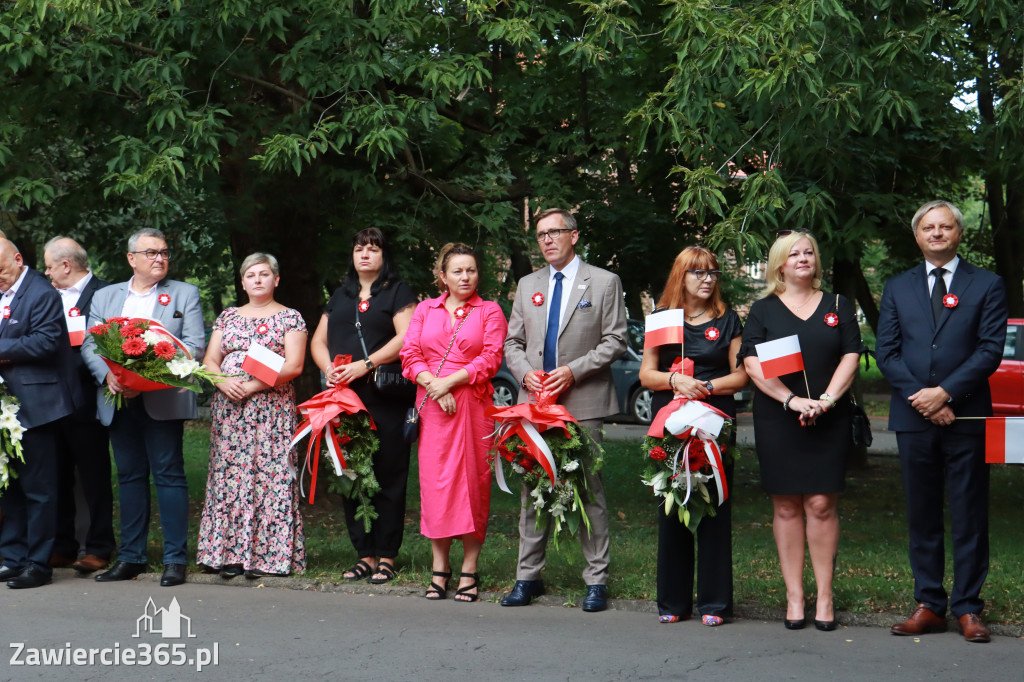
[310, 228, 418, 584]
[639, 246, 748, 626]
[738, 231, 861, 631]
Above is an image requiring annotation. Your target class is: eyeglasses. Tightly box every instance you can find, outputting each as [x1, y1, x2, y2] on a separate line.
[130, 249, 171, 261]
[536, 228, 574, 242]
[687, 270, 722, 282]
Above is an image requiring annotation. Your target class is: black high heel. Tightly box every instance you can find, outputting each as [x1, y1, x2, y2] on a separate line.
[454, 573, 480, 603]
[425, 571, 451, 600]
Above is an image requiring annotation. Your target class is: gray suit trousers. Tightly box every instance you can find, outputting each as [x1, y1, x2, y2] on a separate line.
[516, 418, 610, 585]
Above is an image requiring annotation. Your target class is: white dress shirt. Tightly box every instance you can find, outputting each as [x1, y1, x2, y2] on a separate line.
[58, 271, 93, 314]
[0, 265, 29, 332]
[925, 256, 958, 295]
[121, 276, 160, 320]
[546, 254, 581, 364]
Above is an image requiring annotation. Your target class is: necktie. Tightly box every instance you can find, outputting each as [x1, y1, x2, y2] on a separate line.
[543, 272, 564, 372]
[931, 267, 947, 324]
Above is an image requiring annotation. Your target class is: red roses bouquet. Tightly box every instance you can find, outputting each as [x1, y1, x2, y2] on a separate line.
[88, 317, 224, 408]
[642, 398, 734, 533]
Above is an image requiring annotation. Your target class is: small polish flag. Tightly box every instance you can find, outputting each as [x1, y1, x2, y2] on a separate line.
[755, 335, 805, 379]
[66, 313, 87, 346]
[242, 342, 286, 386]
[985, 418, 1024, 464]
[645, 309, 687, 348]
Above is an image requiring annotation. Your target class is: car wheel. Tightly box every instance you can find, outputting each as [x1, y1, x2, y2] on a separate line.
[492, 378, 517, 407]
[629, 386, 653, 425]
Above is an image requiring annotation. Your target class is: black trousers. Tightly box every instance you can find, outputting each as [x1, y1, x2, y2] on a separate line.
[52, 418, 115, 559]
[896, 428, 989, 617]
[656, 462, 734, 618]
[343, 401, 412, 559]
[0, 421, 61, 575]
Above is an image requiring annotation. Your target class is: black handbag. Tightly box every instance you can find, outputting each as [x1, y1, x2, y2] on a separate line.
[402, 308, 474, 444]
[354, 307, 416, 401]
[850, 396, 873, 447]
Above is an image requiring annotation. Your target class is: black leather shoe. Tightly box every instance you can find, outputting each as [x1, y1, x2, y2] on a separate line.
[0, 564, 23, 581]
[220, 565, 244, 579]
[814, 619, 837, 632]
[500, 580, 545, 606]
[7, 565, 51, 589]
[582, 584, 608, 613]
[95, 561, 147, 582]
[160, 563, 187, 587]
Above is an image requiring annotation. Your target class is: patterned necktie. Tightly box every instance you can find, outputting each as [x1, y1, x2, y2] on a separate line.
[931, 267, 947, 324]
[543, 272, 564, 372]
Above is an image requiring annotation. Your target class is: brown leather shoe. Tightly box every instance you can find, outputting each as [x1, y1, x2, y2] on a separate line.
[48, 554, 75, 568]
[958, 613, 991, 643]
[71, 555, 109, 574]
[891, 604, 947, 636]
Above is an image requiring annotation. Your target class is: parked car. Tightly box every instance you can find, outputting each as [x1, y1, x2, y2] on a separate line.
[989, 318, 1024, 415]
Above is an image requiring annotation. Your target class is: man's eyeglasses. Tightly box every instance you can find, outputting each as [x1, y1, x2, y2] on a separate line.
[687, 270, 722, 282]
[536, 228, 574, 242]
[130, 249, 171, 261]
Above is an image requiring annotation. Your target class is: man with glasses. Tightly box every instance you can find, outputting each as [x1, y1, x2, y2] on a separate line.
[501, 208, 627, 612]
[82, 228, 204, 587]
[876, 200, 1007, 643]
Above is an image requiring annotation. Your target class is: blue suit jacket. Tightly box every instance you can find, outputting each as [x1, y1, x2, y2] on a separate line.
[876, 259, 1007, 434]
[0, 268, 79, 429]
[81, 278, 205, 426]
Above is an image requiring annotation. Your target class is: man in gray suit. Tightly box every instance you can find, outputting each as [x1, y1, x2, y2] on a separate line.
[81, 228, 205, 587]
[501, 208, 627, 612]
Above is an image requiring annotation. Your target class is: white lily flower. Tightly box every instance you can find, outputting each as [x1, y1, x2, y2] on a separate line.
[563, 459, 579, 472]
[166, 357, 201, 378]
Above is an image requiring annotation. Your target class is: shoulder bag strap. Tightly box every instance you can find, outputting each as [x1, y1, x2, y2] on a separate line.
[414, 306, 474, 413]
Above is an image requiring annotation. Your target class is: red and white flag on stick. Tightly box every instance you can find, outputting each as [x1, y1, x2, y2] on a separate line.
[645, 309, 687, 348]
[241, 342, 285, 386]
[66, 312, 86, 347]
[755, 335, 805, 379]
[985, 417, 1024, 464]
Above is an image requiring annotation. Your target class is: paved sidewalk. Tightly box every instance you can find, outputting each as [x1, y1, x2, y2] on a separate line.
[1, 574, 1021, 681]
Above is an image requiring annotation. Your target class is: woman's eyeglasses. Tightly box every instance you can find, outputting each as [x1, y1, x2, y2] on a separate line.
[687, 270, 722, 282]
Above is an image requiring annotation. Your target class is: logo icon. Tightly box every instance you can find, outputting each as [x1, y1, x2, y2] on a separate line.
[134, 597, 196, 639]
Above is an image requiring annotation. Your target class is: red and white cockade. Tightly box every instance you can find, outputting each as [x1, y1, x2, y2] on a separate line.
[824, 313, 839, 327]
[531, 292, 544, 306]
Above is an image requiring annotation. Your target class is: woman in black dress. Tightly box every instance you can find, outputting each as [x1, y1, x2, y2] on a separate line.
[738, 231, 861, 631]
[310, 228, 418, 584]
[639, 247, 748, 626]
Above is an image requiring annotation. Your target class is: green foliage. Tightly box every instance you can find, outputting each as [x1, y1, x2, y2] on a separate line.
[320, 413, 380, 534]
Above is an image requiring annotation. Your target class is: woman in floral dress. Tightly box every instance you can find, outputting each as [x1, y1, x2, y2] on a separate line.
[197, 253, 308, 579]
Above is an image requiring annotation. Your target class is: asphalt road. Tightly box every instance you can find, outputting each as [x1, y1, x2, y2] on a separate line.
[1, 575, 1021, 681]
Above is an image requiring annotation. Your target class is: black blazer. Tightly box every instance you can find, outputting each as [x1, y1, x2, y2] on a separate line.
[67, 274, 109, 420]
[876, 259, 1007, 435]
[0, 268, 79, 429]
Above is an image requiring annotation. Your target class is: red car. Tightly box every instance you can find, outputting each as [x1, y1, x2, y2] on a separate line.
[989, 318, 1024, 416]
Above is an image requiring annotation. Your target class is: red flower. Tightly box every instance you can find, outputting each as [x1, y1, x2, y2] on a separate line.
[518, 458, 532, 468]
[68, 307, 81, 318]
[705, 327, 720, 341]
[121, 337, 147, 356]
[358, 300, 370, 313]
[531, 292, 544, 306]
[687, 440, 710, 471]
[943, 294, 958, 309]
[119, 324, 144, 338]
[824, 313, 839, 327]
[107, 316, 130, 326]
[153, 341, 177, 360]
[649, 446, 668, 461]
[89, 323, 111, 335]
[158, 293, 171, 306]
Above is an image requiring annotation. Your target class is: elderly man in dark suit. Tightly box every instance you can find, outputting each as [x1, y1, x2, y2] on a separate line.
[82, 228, 205, 588]
[876, 200, 1008, 643]
[0, 238, 80, 589]
[42, 237, 114, 574]
[501, 208, 627, 612]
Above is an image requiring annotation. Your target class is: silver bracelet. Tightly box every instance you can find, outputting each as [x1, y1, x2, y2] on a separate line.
[783, 393, 796, 411]
[668, 372, 677, 392]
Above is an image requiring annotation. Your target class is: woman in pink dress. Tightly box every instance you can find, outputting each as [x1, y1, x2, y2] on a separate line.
[400, 243, 507, 602]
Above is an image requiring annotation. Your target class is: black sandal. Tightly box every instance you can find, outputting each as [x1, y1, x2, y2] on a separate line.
[454, 572, 480, 602]
[343, 560, 373, 582]
[367, 560, 396, 584]
[425, 571, 451, 600]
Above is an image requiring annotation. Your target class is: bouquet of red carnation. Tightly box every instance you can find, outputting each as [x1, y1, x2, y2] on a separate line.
[88, 317, 225, 408]
[641, 397, 734, 533]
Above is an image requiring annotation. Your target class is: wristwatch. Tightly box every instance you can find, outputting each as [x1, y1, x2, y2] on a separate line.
[704, 380, 714, 394]
[364, 358, 375, 370]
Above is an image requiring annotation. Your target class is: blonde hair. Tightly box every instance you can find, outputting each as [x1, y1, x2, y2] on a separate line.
[433, 242, 479, 293]
[761, 231, 822, 298]
[656, 246, 725, 318]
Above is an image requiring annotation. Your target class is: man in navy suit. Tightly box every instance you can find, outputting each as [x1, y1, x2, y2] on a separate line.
[0, 238, 79, 589]
[81, 228, 205, 588]
[876, 200, 1007, 643]
[43, 237, 114, 574]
